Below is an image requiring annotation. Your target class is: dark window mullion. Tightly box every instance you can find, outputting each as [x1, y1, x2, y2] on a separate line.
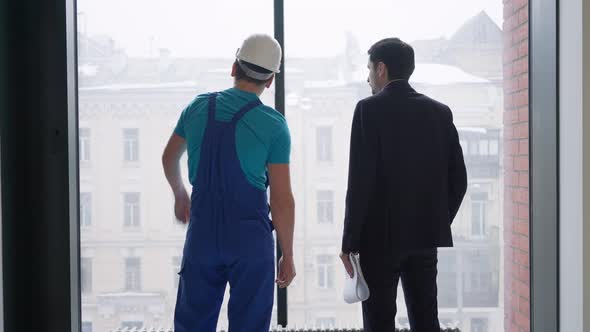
[274, 0, 287, 328]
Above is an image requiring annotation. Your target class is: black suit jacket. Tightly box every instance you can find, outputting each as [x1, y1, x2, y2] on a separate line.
[341, 80, 467, 255]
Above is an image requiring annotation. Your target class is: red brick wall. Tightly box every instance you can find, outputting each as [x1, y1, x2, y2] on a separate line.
[503, 0, 530, 331]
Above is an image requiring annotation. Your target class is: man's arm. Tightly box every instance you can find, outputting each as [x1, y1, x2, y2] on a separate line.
[342, 101, 378, 254]
[162, 133, 190, 223]
[268, 163, 296, 288]
[447, 109, 468, 222]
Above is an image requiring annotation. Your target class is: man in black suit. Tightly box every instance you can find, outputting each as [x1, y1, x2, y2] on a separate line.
[340, 38, 468, 332]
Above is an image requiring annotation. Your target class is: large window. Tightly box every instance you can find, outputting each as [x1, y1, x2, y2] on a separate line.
[125, 257, 141, 291]
[316, 126, 333, 162]
[77, 0, 530, 330]
[471, 192, 488, 237]
[316, 255, 335, 289]
[285, 0, 513, 329]
[123, 192, 140, 228]
[77, 1, 275, 331]
[316, 190, 334, 224]
[123, 129, 139, 162]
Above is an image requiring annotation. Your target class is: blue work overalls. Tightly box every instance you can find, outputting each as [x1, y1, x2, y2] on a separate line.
[174, 93, 275, 332]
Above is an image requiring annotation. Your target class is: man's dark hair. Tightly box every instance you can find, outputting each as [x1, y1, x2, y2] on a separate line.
[234, 60, 273, 86]
[368, 38, 415, 80]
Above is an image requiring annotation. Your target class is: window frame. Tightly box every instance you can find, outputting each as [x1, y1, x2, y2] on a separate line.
[54, 0, 557, 330]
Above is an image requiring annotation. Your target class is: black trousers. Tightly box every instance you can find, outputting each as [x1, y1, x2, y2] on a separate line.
[360, 248, 440, 332]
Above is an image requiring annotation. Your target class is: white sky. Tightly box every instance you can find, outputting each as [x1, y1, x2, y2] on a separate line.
[77, 0, 503, 58]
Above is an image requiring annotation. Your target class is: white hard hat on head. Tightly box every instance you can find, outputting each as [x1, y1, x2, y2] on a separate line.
[236, 34, 282, 79]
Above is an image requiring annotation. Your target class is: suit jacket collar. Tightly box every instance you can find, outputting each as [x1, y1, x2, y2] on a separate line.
[381, 79, 415, 94]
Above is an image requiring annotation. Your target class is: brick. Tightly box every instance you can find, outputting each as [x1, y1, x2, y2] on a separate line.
[515, 250, 530, 267]
[513, 0, 528, 10]
[515, 311, 530, 329]
[514, 220, 529, 236]
[504, 4, 515, 19]
[505, 156, 515, 169]
[504, 14, 520, 31]
[519, 6, 529, 24]
[514, 90, 529, 107]
[510, 289, 519, 309]
[504, 93, 515, 109]
[512, 24, 528, 44]
[515, 156, 529, 171]
[513, 57, 529, 75]
[516, 188, 529, 203]
[514, 123, 529, 139]
[504, 63, 514, 78]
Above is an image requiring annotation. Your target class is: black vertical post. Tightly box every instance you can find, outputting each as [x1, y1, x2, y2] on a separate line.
[274, 0, 287, 328]
[530, 0, 559, 331]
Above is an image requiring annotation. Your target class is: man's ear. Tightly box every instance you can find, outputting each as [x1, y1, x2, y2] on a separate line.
[377, 62, 388, 79]
[231, 62, 238, 77]
[265, 74, 275, 88]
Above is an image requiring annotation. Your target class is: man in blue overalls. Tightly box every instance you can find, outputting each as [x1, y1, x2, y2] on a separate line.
[162, 34, 296, 332]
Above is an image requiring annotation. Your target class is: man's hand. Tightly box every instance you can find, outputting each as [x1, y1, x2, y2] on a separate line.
[276, 255, 296, 288]
[340, 252, 354, 278]
[174, 190, 190, 224]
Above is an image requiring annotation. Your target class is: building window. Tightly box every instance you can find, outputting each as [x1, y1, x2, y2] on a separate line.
[469, 140, 479, 155]
[317, 255, 335, 289]
[489, 139, 499, 155]
[317, 190, 334, 224]
[123, 128, 139, 162]
[121, 321, 143, 329]
[471, 192, 488, 237]
[316, 126, 333, 162]
[79, 128, 91, 162]
[316, 317, 336, 329]
[80, 192, 92, 227]
[173, 256, 181, 289]
[465, 271, 492, 293]
[471, 318, 488, 332]
[437, 251, 458, 308]
[123, 192, 141, 228]
[81, 258, 92, 293]
[125, 257, 141, 291]
[81, 322, 92, 332]
[479, 140, 489, 155]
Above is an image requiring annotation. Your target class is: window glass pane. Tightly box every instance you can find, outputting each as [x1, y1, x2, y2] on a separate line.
[316, 126, 333, 162]
[77, 1, 274, 331]
[79, 128, 91, 162]
[123, 192, 140, 227]
[317, 190, 334, 224]
[80, 192, 92, 227]
[490, 140, 499, 155]
[125, 257, 141, 291]
[123, 128, 139, 162]
[81, 257, 92, 293]
[480, 140, 489, 155]
[285, 0, 512, 329]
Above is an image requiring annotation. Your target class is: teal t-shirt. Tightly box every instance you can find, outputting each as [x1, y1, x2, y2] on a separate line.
[174, 88, 291, 190]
